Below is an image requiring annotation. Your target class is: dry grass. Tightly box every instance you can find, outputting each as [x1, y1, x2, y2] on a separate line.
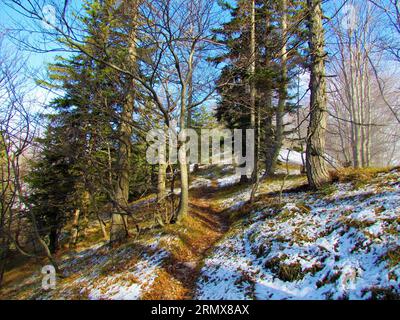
[0, 260, 43, 300]
[367, 287, 400, 300]
[384, 247, 400, 269]
[330, 167, 393, 187]
[141, 191, 229, 300]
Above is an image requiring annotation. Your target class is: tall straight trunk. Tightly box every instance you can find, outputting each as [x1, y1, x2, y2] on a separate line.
[263, 7, 275, 176]
[111, 92, 132, 242]
[175, 15, 198, 222]
[176, 159, 189, 223]
[176, 84, 189, 223]
[69, 208, 80, 247]
[357, 47, 366, 168]
[98, 214, 108, 240]
[349, 37, 362, 168]
[355, 48, 364, 168]
[175, 40, 194, 222]
[361, 52, 371, 167]
[250, 0, 258, 182]
[267, 0, 288, 175]
[187, 72, 193, 129]
[157, 163, 167, 201]
[365, 70, 372, 167]
[264, 107, 274, 173]
[306, 0, 330, 189]
[81, 190, 91, 236]
[295, 71, 306, 171]
[111, 1, 138, 242]
[186, 71, 194, 179]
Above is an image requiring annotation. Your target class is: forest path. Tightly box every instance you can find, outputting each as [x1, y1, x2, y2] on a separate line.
[142, 179, 231, 300]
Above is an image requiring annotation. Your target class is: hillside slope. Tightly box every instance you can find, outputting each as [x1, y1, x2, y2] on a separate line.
[1, 167, 399, 300]
[196, 168, 400, 300]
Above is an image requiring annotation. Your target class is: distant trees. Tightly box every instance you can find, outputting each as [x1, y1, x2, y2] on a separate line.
[214, 0, 320, 184]
[0, 38, 30, 285]
[325, 0, 400, 167]
[265, 0, 289, 176]
[0, 33, 60, 284]
[146, 0, 220, 222]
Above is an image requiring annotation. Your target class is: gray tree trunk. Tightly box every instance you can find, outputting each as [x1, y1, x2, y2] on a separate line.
[306, 0, 330, 189]
[250, 0, 258, 182]
[267, 0, 288, 175]
[176, 89, 190, 222]
[111, 1, 139, 242]
[158, 163, 167, 201]
[69, 209, 80, 247]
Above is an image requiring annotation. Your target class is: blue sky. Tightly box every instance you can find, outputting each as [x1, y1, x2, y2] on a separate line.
[1, 2, 58, 70]
[0, 0, 395, 112]
[0, 0, 229, 110]
[1, 1, 62, 109]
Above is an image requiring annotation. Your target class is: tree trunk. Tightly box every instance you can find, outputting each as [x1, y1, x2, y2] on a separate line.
[267, 0, 288, 175]
[49, 227, 59, 254]
[249, 0, 258, 182]
[0, 237, 9, 287]
[176, 156, 189, 223]
[175, 13, 198, 221]
[92, 193, 108, 240]
[263, 8, 275, 176]
[306, 0, 330, 189]
[157, 163, 167, 201]
[176, 72, 190, 222]
[111, 75, 133, 241]
[111, 1, 139, 242]
[97, 214, 108, 241]
[69, 208, 80, 247]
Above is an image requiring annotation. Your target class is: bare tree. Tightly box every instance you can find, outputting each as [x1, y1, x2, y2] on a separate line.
[326, 0, 400, 167]
[145, 0, 221, 222]
[0, 34, 59, 285]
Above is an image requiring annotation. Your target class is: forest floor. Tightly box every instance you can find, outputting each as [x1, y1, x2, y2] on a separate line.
[1, 163, 399, 300]
[141, 180, 230, 299]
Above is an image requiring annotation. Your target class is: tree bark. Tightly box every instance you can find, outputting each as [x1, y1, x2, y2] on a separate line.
[267, 0, 288, 175]
[176, 82, 190, 222]
[250, 0, 258, 182]
[69, 209, 80, 247]
[263, 6, 275, 176]
[111, 1, 139, 242]
[306, 0, 330, 189]
[157, 163, 167, 201]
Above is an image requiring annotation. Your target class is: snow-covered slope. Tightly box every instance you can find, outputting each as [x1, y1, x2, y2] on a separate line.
[278, 149, 305, 166]
[196, 169, 400, 300]
[3, 236, 171, 300]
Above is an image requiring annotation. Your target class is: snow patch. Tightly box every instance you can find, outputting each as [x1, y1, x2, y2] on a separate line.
[196, 170, 400, 300]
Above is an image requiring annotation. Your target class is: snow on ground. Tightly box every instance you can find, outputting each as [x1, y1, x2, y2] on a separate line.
[26, 237, 170, 300]
[131, 197, 156, 209]
[196, 169, 400, 300]
[86, 243, 168, 300]
[218, 175, 306, 211]
[191, 177, 212, 189]
[217, 175, 242, 188]
[278, 149, 305, 166]
[278, 149, 338, 168]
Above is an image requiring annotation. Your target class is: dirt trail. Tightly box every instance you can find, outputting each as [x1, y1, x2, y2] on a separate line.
[142, 181, 230, 300]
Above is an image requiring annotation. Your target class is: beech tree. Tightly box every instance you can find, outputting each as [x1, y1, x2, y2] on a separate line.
[305, 0, 330, 189]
